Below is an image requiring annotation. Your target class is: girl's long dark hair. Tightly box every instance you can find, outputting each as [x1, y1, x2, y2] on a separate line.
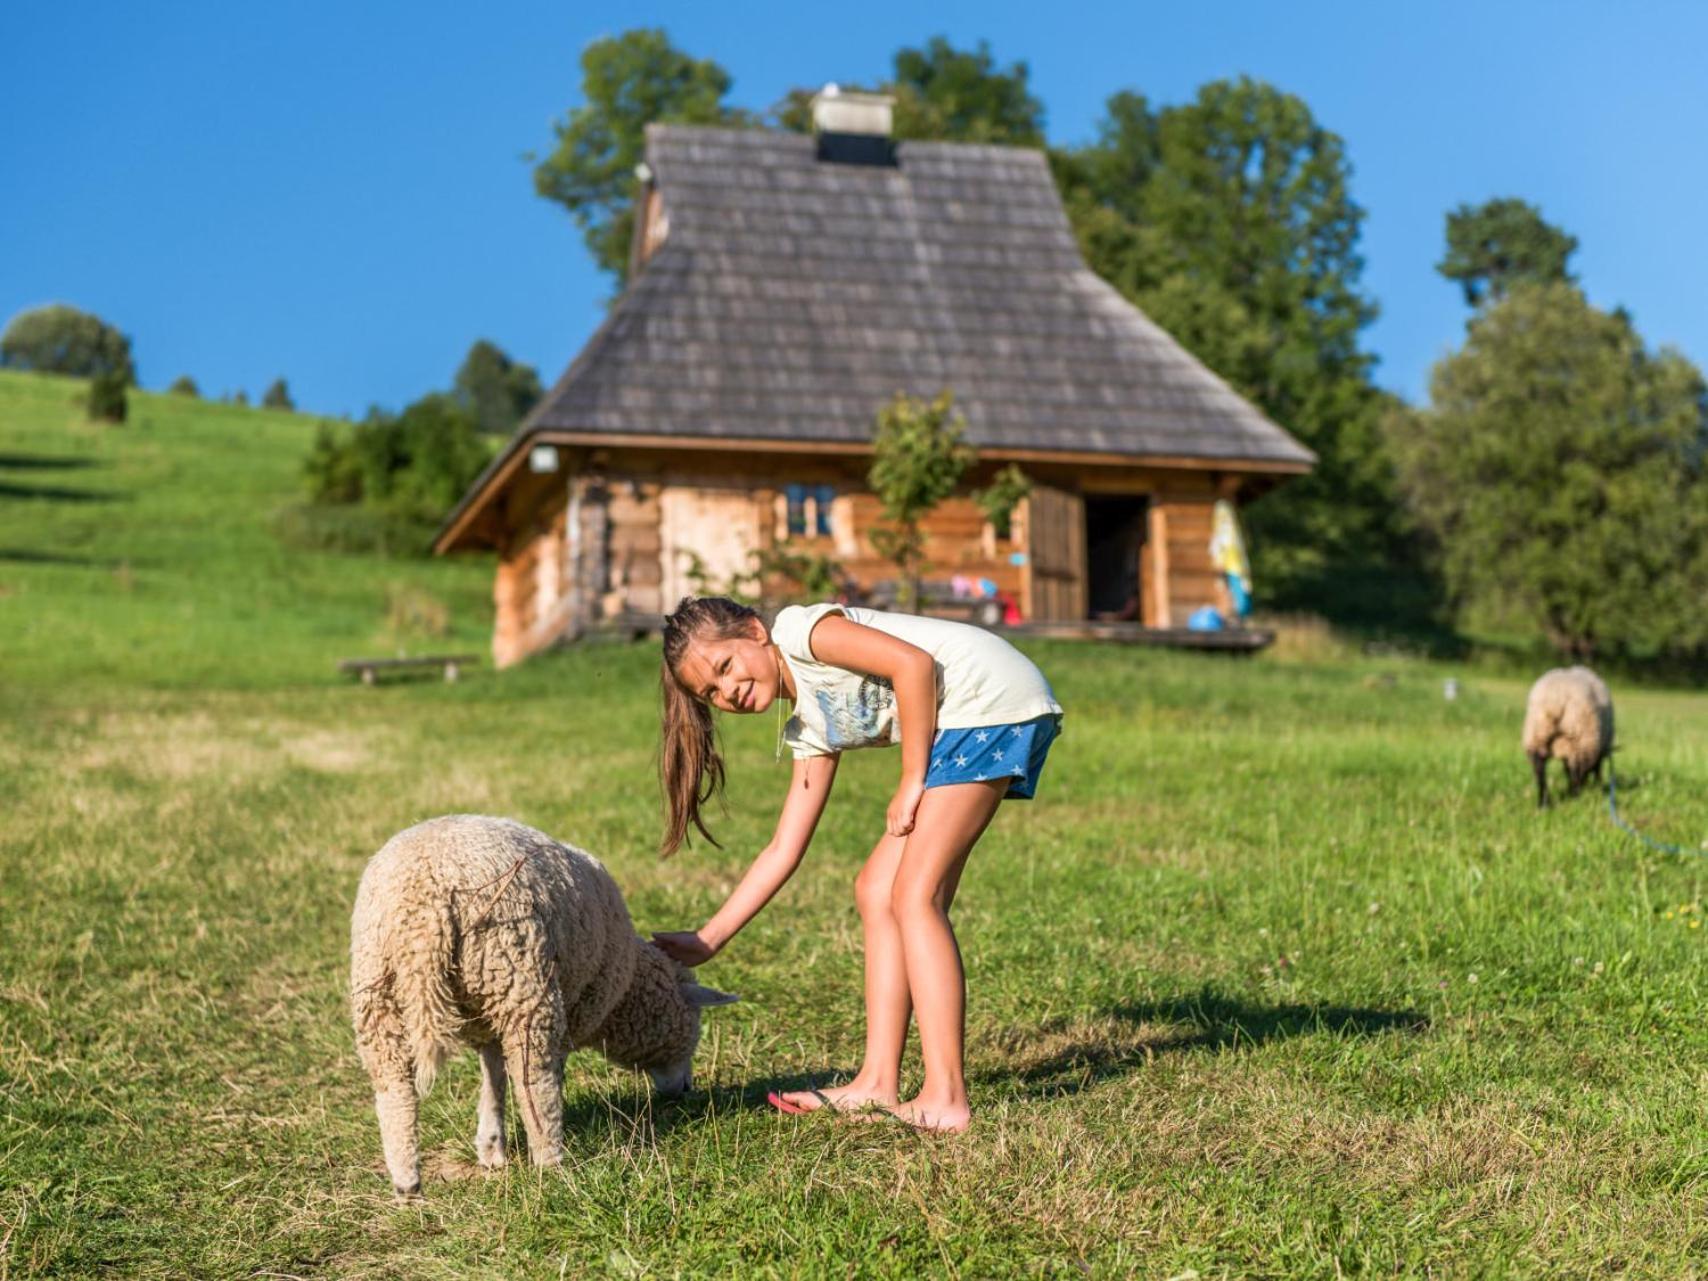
[659, 596, 763, 857]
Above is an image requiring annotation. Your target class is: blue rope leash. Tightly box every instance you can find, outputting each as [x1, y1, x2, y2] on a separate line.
[1606, 758, 1704, 858]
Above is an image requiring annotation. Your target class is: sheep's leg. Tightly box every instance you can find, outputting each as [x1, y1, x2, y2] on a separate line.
[1531, 752, 1550, 808]
[475, 1041, 508, 1169]
[502, 1005, 566, 1168]
[372, 1074, 422, 1197]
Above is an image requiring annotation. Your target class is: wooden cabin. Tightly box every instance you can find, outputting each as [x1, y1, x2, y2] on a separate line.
[434, 91, 1314, 667]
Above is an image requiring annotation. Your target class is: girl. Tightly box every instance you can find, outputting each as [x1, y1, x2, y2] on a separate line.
[650, 595, 1062, 1133]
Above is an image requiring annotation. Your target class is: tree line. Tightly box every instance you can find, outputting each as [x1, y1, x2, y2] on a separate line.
[530, 29, 1708, 664]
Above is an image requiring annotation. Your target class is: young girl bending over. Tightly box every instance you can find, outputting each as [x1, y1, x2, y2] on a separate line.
[651, 595, 1062, 1133]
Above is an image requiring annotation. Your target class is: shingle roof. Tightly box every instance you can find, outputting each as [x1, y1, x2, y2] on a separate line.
[523, 124, 1313, 468]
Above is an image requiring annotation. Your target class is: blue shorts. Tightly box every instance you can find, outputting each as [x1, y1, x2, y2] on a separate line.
[924, 714, 1062, 800]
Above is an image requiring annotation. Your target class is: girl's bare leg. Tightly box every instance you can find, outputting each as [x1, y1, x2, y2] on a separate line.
[887, 779, 1006, 1132]
[780, 829, 911, 1111]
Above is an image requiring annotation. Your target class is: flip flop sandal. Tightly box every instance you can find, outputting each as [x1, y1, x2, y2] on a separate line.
[766, 1087, 837, 1116]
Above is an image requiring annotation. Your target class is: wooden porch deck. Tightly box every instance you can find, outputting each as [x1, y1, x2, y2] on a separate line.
[576, 612, 1272, 653]
[998, 621, 1274, 651]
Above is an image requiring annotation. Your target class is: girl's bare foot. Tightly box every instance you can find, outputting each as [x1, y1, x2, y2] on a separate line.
[778, 1081, 896, 1113]
[883, 1098, 970, 1133]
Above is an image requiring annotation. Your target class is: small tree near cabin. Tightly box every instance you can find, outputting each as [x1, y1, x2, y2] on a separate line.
[867, 391, 974, 612]
[263, 378, 295, 410]
[973, 462, 1031, 539]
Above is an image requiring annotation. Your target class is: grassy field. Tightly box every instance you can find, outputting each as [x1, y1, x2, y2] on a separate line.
[4, 370, 1708, 1278]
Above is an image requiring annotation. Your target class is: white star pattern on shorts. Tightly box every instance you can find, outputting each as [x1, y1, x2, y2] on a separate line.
[932, 758, 944, 769]
[1013, 765, 1024, 775]
[974, 730, 990, 743]
[975, 773, 986, 780]
[993, 748, 1005, 761]
[954, 755, 969, 767]
[1010, 726, 1024, 736]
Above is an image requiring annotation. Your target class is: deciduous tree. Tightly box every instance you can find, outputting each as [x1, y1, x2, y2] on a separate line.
[1, 304, 136, 384]
[1438, 197, 1578, 307]
[774, 36, 1044, 145]
[453, 339, 543, 435]
[1391, 282, 1708, 659]
[1055, 78, 1418, 620]
[534, 29, 747, 285]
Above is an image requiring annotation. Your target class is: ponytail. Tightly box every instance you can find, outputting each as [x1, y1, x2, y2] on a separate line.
[659, 596, 763, 857]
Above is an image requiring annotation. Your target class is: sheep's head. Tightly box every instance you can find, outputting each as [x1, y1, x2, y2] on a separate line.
[646, 978, 740, 1097]
[598, 944, 738, 1097]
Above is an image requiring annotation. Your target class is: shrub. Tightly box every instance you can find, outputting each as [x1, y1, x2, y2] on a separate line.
[262, 378, 295, 411]
[86, 371, 128, 423]
[167, 375, 200, 397]
[291, 394, 494, 557]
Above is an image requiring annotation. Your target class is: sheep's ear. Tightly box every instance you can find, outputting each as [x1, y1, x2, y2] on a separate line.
[682, 982, 740, 1009]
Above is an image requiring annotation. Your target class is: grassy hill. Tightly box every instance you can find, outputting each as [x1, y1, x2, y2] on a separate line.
[0, 370, 494, 693]
[4, 370, 1708, 1276]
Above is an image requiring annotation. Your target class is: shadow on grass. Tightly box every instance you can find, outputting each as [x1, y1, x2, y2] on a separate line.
[979, 987, 1430, 1100]
[0, 452, 101, 470]
[0, 547, 117, 566]
[0, 480, 122, 502]
[490, 991, 1431, 1151]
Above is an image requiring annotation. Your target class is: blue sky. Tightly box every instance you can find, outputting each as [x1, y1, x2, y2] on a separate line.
[5, 2, 1704, 419]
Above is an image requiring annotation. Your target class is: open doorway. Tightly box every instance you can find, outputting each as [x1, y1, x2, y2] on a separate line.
[1084, 495, 1149, 620]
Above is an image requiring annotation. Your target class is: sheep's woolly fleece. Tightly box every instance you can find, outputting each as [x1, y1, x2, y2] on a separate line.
[349, 815, 733, 1194]
[1522, 666, 1614, 782]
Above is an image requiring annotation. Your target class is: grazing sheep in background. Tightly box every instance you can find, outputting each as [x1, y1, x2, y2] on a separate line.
[1522, 667, 1615, 807]
[350, 815, 737, 1197]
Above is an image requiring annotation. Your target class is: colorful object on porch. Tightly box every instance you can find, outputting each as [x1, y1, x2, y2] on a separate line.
[1209, 500, 1253, 618]
[1187, 606, 1226, 631]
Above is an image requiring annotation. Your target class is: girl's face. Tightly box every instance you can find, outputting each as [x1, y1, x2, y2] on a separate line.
[674, 620, 788, 715]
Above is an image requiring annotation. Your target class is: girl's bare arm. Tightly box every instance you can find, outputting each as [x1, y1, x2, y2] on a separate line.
[652, 751, 839, 964]
[807, 613, 938, 836]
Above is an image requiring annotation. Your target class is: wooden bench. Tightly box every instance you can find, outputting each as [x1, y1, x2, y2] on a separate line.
[337, 654, 479, 685]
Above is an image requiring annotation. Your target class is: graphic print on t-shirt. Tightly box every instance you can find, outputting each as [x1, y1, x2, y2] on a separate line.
[814, 674, 894, 750]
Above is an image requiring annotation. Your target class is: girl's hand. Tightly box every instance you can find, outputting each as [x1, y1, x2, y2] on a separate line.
[651, 929, 719, 967]
[887, 778, 925, 837]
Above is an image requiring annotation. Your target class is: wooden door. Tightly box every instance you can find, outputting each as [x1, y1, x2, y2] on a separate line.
[1023, 483, 1087, 621]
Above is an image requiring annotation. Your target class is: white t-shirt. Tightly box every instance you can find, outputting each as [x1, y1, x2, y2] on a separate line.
[770, 603, 1062, 759]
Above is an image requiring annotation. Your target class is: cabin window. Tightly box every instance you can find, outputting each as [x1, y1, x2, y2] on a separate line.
[784, 484, 808, 536]
[779, 484, 837, 540]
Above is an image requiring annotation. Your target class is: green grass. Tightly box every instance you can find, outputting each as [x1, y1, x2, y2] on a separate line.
[4, 369, 1708, 1277]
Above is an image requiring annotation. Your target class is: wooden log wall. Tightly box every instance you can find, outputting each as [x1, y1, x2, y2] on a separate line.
[485, 445, 1261, 665]
[493, 490, 570, 668]
[1147, 495, 1225, 627]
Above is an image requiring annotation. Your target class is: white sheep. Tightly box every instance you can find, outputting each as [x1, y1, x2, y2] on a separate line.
[1522, 666, 1614, 807]
[349, 815, 737, 1196]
